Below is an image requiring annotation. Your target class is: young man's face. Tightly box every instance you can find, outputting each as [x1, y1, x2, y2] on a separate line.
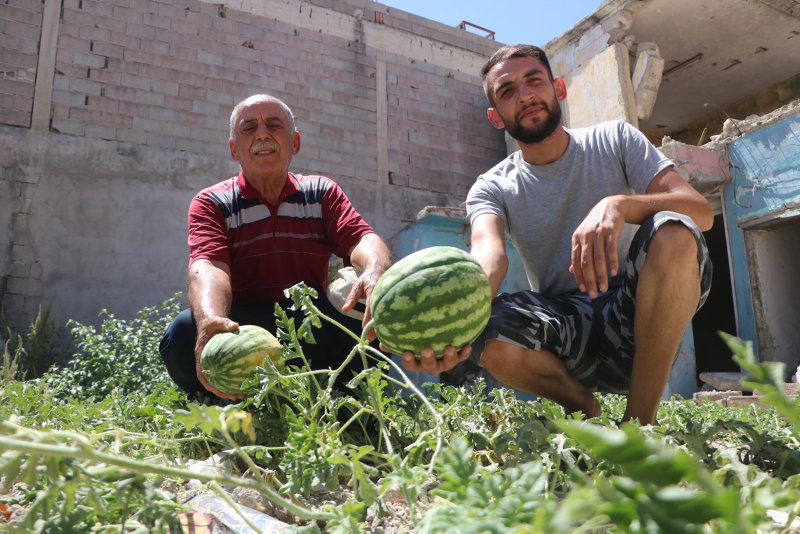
[486, 56, 566, 144]
[229, 98, 300, 184]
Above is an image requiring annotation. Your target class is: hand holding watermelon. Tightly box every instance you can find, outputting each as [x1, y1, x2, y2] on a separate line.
[200, 324, 282, 397]
[370, 246, 491, 365]
[194, 315, 247, 400]
[400, 344, 473, 376]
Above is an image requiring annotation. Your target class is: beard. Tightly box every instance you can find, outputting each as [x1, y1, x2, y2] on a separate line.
[503, 98, 562, 145]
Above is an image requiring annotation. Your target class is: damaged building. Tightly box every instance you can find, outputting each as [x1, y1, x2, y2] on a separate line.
[395, 0, 800, 395]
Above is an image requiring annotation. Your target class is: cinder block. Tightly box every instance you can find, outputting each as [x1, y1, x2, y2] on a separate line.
[51, 118, 86, 135]
[91, 41, 124, 59]
[150, 79, 179, 96]
[51, 89, 86, 107]
[86, 95, 119, 113]
[61, 7, 95, 27]
[133, 89, 164, 106]
[121, 73, 152, 91]
[118, 100, 152, 117]
[84, 123, 117, 140]
[125, 22, 155, 41]
[192, 100, 220, 117]
[80, 0, 114, 18]
[73, 50, 107, 69]
[88, 68, 122, 85]
[197, 49, 224, 66]
[68, 77, 103, 96]
[143, 12, 171, 30]
[108, 30, 141, 49]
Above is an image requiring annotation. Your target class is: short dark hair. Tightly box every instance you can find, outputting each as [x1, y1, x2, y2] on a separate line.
[480, 45, 554, 105]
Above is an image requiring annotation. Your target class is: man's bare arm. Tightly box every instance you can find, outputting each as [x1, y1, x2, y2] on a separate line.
[570, 167, 713, 298]
[188, 259, 243, 400]
[342, 232, 393, 336]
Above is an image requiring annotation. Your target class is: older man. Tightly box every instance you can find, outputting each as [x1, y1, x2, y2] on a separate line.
[160, 94, 392, 400]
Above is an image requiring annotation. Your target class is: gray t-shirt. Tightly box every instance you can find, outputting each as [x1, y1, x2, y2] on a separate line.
[466, 120, 673, 296]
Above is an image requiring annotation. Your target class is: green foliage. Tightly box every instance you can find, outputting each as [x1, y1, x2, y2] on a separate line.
[44, 293, 183, 399]
[1, 292, 800, 532]
[1, 305, 66, 380]
[1, 335, 22, 385]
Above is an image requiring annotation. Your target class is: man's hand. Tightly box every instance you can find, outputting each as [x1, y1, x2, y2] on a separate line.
[194, 316, 246, 401]
[342, 269, 380, 341]
[398, 344, 472, 376]
[570, 196, 625, 299]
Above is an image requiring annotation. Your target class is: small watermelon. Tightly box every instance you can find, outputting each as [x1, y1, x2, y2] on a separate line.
[200, 325, 282, 394]
[370, 246, 491, 357]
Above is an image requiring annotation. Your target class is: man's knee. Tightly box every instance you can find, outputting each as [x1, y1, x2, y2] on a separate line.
[480, 340, 526, 378]
[159, 309, 202, 394]
[647, 222, 698, 269]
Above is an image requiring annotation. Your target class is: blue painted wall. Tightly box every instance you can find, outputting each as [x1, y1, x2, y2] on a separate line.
[723, 112, 800, 361]
[392, 209, 530, 394]
[395, 209, 529, 294]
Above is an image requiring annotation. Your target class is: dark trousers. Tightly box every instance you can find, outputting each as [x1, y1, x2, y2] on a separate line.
[158, 294, 368, 396]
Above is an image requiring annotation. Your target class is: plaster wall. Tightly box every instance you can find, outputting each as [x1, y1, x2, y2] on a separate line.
[546, 5, 638, 130]
[745, 224, 800, 374]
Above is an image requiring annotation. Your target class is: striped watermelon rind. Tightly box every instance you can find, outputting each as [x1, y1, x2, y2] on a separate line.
[200, 324, 282, 394]
[371, 246, 491, 357]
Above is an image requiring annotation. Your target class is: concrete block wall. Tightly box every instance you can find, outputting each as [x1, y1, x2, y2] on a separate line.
[547, 6, 638, 131]
[0, 0, 507, 331]
[0, 0, 43, 127]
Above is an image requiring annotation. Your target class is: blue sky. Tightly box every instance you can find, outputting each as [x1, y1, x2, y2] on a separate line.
[380, 1, 605, 46]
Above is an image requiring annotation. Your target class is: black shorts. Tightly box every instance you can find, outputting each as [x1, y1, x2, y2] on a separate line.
[468, 211, 713, 394]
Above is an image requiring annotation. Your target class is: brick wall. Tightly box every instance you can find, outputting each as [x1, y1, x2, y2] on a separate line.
[0, 0, 507, 330]
[0, 0, 43, 127]
[3, 0, 505, 192]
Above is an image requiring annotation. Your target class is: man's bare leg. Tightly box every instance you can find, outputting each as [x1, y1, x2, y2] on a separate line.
[624, 222, 701, 424]
[481, 339, 601, 418]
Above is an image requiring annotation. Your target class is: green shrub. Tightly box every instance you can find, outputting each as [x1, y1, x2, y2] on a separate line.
[1, 334, 23, 384]
[45, 293, 183, 399]
[1, 305, 66, 380]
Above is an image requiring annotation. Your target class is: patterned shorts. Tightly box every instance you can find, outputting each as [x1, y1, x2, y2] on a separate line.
[468, 211, 713, 394]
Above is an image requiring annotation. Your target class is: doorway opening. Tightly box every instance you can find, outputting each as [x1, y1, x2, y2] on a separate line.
[691, 212, 739, 384]
[743, 216, 800, 380]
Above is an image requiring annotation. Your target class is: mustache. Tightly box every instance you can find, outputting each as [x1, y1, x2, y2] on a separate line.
[251, 141, 279, 153]
[517, 101, 547, 118]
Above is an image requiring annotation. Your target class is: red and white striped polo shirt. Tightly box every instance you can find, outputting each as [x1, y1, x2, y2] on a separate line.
[188, 172, 374, 302]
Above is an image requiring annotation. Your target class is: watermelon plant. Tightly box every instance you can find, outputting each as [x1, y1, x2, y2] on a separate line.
[370, 246, 491, 356]
[1, 284, 799, 532]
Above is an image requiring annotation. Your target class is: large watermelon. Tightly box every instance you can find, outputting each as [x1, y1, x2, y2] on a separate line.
[200, 325, 282, 394]
[370, 246, 491, 357]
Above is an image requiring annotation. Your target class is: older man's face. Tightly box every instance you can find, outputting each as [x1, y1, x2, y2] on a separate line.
[229, 98, 300, 185]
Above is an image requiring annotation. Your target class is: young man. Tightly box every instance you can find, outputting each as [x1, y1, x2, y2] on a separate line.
[401, 45, 713, 425]
[160, 94, 392, 400]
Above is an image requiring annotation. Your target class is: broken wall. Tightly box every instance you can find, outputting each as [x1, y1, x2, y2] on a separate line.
[723, 104, 800, 372]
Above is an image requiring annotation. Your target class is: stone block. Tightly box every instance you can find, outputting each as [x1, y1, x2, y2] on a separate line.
[693, 390, 742, 406]
[699, 371, 750, 391]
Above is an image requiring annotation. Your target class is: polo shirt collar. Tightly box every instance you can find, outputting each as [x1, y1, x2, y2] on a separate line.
[237, 171, 300, 206]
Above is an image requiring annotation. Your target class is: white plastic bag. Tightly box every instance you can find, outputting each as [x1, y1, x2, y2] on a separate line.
[327, 266, 366, 320]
